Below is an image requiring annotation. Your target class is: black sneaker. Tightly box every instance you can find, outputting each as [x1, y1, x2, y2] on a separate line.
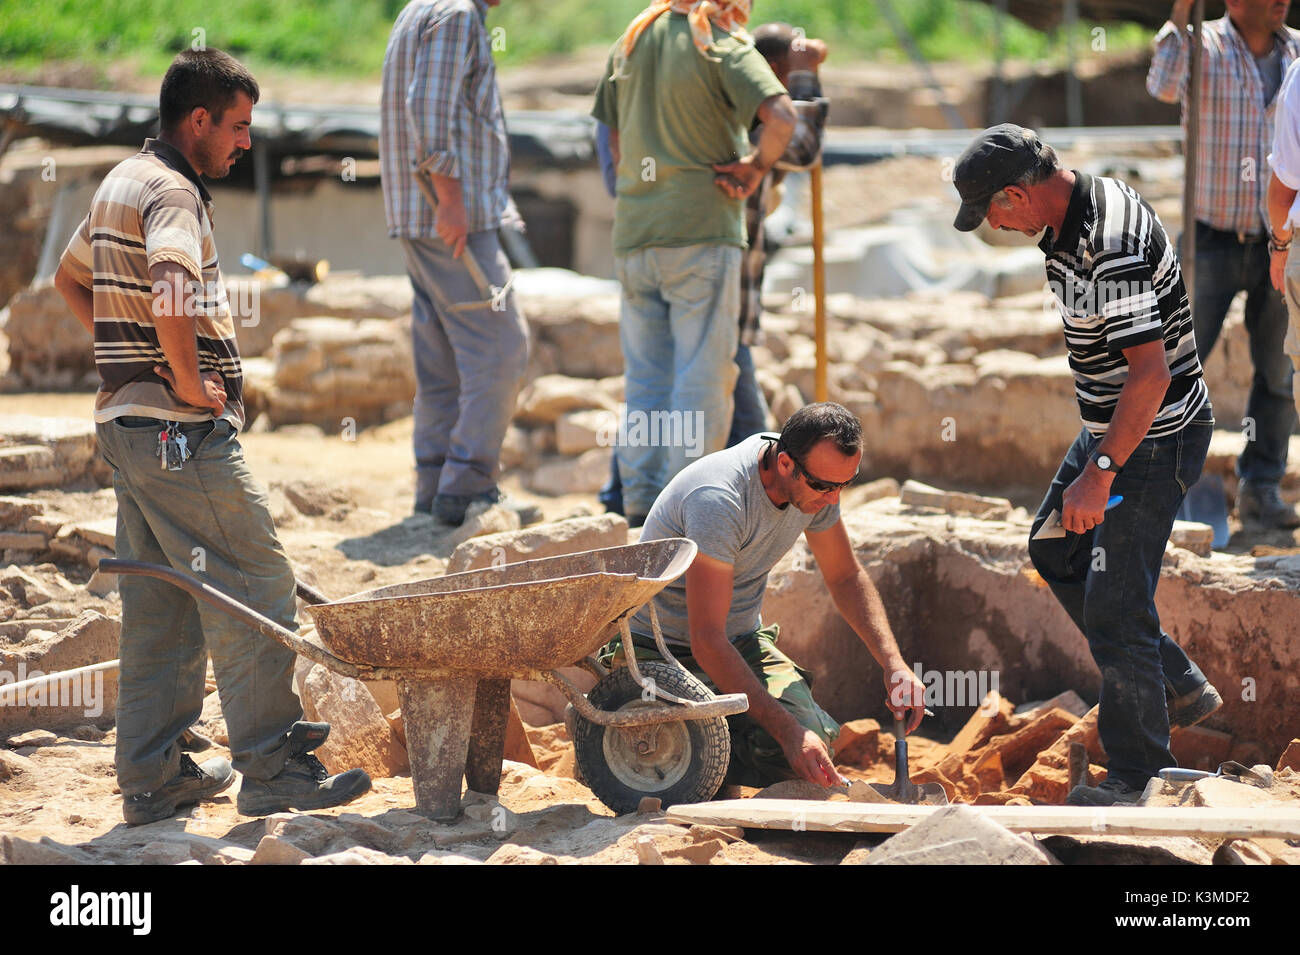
[1065, 777, 1142, 807]
[1237, 482, 1300, 529]
[236, 721, 371, 816]
[1168, 681, 1223, 729]
[433, 489, 542, 527]
[123, 754, 235, 826]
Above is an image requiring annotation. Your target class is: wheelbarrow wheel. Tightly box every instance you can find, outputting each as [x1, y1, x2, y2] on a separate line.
[573, 661, 731, 815]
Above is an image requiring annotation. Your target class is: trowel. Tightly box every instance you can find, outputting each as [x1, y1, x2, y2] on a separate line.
[850, 716, 949, 806]
[1158, 761, 1271, 787]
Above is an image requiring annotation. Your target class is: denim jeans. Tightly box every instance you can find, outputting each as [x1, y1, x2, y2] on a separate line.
[727, 343, 771, 446]
[1027, 405, 1213, 788]
[615, 243, 741, 516]
[1192, 223, 1296, 484]
[599, 342, 770, 515]
[401, 232, 530, 510]
[96, 417, 303, 796]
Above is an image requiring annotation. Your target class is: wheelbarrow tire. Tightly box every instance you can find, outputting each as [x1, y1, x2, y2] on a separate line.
[573, 661, 731, 815]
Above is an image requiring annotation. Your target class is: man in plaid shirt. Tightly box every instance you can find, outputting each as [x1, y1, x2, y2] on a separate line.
[380, 0, 533, 528]
[1148, 0, 1300, 528]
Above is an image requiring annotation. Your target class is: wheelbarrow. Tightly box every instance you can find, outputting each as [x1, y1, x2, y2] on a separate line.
[100, 538, 749, 820]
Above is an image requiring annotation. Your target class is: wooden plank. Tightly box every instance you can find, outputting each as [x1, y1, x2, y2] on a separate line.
[665, 799, 1300, 840]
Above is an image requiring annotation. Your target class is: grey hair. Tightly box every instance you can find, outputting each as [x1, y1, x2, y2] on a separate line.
[991, 132, 1060, 206]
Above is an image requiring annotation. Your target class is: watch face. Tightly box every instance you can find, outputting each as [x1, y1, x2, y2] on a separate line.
[1097, 455, 1112, 470]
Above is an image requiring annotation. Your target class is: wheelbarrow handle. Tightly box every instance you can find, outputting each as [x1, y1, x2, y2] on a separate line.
[99, 558, 363, 678]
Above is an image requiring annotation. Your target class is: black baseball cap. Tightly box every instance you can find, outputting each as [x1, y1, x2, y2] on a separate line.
[952, 124, 1047, 232]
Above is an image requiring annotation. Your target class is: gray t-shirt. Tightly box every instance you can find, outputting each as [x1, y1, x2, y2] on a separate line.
[1257, 41, 1284, 105]
[632, 434, 841, 647]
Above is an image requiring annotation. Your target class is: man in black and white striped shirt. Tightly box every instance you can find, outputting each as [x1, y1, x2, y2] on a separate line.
[953, 125, 1222, 806]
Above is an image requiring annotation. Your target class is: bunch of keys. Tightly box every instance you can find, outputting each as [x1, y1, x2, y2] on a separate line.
[157, 421, 192, 471]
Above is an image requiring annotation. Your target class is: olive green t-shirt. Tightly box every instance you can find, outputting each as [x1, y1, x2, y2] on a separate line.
[592, 13, 786, 254]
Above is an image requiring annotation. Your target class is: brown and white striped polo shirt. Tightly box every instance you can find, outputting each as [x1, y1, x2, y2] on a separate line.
[59, 138, 245, 429]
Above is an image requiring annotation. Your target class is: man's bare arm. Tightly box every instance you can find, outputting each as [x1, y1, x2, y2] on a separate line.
[54, 263, 94, 336]
[1269, 171, 1298, 293]
[711, 93, 796, 200]
[150, 261, 225, 415]
[684, 551, 840, 785]
[804, 519, 926, 733]
[1061, 339, 1171, 533]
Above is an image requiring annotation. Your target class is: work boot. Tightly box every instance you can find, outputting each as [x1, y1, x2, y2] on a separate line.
[236, 721, 371, 816]
[1236, 482, 1300, 529]
[1065, 777, 1142, 807]
[433, 489, 542, 528]
[123, 754, 235, 826]
[1168, 681, 1223, 729]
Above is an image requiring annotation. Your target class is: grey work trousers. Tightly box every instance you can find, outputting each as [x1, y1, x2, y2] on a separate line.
[400, 232, 530, 510]
[96, 417, 302, 797]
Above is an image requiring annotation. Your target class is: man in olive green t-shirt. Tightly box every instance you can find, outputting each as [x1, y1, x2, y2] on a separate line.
[592, 1, 795, 524]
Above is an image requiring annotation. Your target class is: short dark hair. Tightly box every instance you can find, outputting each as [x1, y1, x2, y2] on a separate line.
[779, 402, 862, 460]
[159, 48, 260, 133]
[753, 23, 795, 62]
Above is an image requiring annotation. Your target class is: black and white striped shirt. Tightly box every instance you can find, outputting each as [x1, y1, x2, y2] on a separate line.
[1040, 171, 1209, 438]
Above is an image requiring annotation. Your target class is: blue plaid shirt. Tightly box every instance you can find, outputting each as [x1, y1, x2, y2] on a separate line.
[380, 0, 511, 237]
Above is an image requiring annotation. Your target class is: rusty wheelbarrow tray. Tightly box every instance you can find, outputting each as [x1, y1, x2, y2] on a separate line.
[101, 538, 748, 820]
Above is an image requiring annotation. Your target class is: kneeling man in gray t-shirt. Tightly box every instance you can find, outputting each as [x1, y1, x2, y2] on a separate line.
[599, 403, 926, 788]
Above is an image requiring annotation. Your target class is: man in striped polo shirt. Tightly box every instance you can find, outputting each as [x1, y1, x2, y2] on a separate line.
[54, 49, 370, 824]
[953, 125, 1223, 806]
[379, 0, 535, 528]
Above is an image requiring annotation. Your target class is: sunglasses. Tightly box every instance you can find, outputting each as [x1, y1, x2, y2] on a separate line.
[779, 441, 858, 493]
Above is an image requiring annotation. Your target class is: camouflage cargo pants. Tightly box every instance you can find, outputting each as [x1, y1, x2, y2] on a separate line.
[596, 623, 839, 788]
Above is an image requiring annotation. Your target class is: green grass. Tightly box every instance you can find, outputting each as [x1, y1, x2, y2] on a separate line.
[0, 0, 1151, 81]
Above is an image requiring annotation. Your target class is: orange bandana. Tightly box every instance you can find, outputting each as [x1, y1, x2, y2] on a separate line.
[618, 0, 753, 66]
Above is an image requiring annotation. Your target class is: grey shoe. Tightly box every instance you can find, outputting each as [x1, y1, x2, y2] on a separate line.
[123, 754, 234, 826]
[1237, 482, 1300, 529]
[1168, 681, 1223, 729]
[1065, 777, 1142, 807]
[236, 722, 371, 816]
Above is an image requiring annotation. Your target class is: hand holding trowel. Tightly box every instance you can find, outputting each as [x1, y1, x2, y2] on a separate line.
[835, 700, 948, 805]
[414, 155, 502, 311]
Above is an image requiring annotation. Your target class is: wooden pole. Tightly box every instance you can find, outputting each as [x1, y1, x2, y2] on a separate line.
[810, 160, 828, 403]
[1181, 0, 1206, 305]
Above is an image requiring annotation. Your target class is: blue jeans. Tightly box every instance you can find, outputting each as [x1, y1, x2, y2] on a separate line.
[615, 243, 741, 516]
[599, 342, 770, 515]
[1028, 405, 1213, 788]
[727, 344, 771, 446]
[401, 232, 530, 510]
[1192, 223, 1296, 485]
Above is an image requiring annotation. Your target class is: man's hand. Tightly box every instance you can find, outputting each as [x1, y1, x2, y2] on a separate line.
[779, 725, 843, 787]
[428, 172, 469, 258]
[1061, 465, 1114, 535]
[435, 195, 469, 258]
[1272, 246, 1290, 294]
[1170, 0, 1195, 31]
[711, 156, 766, 200]
[156, 366, 226, 415]
[788, 37, 827, 72]
[887, 666, 927, 735]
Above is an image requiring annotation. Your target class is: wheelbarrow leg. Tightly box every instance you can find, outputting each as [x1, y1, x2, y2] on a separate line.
[464, 677, 510, 795]
[396, 674, 476, 821]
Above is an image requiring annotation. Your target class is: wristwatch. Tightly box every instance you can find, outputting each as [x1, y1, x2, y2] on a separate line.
[1092, 451, 1121, 474]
